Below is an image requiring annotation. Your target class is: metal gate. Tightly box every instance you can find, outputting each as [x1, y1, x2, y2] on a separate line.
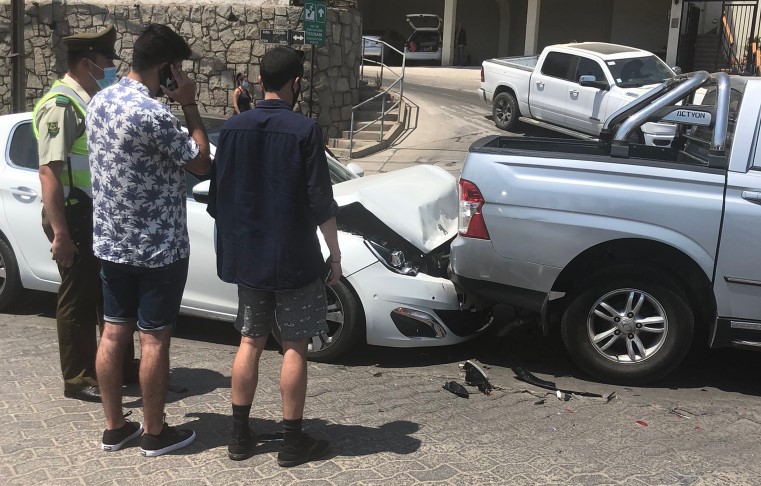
[678, 0, 760, 74]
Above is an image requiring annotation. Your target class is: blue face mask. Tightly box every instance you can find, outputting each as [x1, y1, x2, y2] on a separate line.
[89, 60, 118, 90]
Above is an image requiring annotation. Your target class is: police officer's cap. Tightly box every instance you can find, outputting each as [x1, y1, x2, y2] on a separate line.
[62, 25, 121, 60]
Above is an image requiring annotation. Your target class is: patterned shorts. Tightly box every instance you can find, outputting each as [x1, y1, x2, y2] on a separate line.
[234, 279, 328, 342]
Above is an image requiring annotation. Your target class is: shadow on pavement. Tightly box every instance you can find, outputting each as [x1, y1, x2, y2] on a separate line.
[122, 366, 231, 407]
[183, 412, 422, 457]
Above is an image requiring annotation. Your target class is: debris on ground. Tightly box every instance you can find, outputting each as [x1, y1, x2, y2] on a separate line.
[635, 420, 649, 427]
[443, 381, 470, 398]
[670, 407, 692, 419]
[511, 366, 604, 398]
[606, 392, 618, 403]
[534, 398, 547, 405]
[556, 390, 571, 401]
[373, 372, 383, 377]
[462, 360, 494, 395]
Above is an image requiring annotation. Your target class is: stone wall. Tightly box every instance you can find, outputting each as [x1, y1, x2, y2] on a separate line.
[0, 0, 362, 139]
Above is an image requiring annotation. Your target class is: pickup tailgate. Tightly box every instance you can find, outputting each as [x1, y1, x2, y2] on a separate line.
[460, 139, 725, 291]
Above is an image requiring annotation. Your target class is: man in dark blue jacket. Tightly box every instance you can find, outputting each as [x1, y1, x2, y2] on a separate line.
[208, 46, 342, 467]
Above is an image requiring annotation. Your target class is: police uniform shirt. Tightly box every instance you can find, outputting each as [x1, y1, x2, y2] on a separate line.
[36, 74, 91, 168]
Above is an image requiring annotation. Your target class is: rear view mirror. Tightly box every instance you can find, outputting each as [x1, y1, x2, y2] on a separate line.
[579, 75, 609, 90]
[192, 180, 210, 204]
[672, 66, 683, 75]
[346, 162, 365, 177]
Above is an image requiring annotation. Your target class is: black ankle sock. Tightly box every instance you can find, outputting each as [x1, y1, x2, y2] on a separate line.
[283, 417, 303, 444]
[232, 404, 252, 437]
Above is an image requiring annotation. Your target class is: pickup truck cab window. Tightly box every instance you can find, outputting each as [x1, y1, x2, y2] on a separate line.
[608, 56, 673, 88]
[541, 52, 576, 81]
[8, 121, 38, 171]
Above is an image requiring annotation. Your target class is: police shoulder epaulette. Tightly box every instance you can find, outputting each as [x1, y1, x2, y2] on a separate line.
[55, 95, 70, 107]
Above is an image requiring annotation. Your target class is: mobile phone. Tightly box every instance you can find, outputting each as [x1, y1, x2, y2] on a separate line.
[160, 65, 178, 91]
[324, 258, 334, 283]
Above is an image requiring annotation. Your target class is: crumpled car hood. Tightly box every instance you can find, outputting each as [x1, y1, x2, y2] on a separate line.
[332, 165, 458, 253]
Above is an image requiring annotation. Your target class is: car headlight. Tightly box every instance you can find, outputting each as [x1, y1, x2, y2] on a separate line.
[364, 239, 418, 276]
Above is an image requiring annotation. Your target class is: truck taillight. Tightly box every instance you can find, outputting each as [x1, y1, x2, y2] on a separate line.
[459, 179, 490, 240]
[480, 66, 484, 83]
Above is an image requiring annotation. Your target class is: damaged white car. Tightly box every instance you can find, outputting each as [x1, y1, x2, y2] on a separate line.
[0, 112, 492, 361]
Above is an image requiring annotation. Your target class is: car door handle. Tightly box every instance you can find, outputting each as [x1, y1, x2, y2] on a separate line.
[536, 81, 545, 89]
[570, 89, 579, 96]
[9, 186, 38, 198]
[741, 190, 761, 203]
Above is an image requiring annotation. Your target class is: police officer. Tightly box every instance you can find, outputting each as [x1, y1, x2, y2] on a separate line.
[34, 25, 138, 402]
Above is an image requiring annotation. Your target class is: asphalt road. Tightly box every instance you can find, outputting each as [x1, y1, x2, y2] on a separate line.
[355, 66, 561, 177]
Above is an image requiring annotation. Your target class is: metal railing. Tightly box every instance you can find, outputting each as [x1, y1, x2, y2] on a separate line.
[349, 37, 406, 158]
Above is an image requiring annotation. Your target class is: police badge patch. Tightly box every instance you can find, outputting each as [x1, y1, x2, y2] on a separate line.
[47, 122, 59, 135]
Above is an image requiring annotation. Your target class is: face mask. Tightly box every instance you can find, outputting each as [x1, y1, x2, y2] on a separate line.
[242, 81, 250, 89]
[89, 60, 117, 90]
[292, 82, 301, 110]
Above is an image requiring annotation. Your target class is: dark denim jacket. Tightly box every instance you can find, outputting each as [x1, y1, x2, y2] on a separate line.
[208, 99, 338, 290]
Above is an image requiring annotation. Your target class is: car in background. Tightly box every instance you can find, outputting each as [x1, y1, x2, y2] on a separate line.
[404, 14, 443, 65]
[362, 29, 406, 66]
[0, 112, 492, 362]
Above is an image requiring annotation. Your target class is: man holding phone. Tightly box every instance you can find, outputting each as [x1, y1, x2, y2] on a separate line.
[208, 46, 341, 467]
[86, 23, 211, 456]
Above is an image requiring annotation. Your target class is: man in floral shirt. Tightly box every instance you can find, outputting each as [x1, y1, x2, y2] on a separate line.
[86, 24, 211, 457]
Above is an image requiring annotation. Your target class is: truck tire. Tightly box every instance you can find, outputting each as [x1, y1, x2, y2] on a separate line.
[271, 279, 364, 363]
[561, 276, 693, 384]
[0, 239, 22, 312]
[493, 92, 520, 131]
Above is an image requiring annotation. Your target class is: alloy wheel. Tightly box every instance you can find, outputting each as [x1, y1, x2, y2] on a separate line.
[586, 288, 669, 364]
[308, 285, 344, 353]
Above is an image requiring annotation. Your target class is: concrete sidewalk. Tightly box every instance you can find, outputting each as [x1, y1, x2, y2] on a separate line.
[2, 294, 761, 484]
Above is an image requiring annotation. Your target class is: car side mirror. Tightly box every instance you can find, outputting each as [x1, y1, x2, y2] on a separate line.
[192, 180, 210, 204]
[672, 66, 683, 75]
[579, 75, 609, 90]
[346, 162, 365, 178]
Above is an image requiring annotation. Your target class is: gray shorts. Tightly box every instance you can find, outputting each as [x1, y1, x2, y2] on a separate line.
[234, 279, 329, 342]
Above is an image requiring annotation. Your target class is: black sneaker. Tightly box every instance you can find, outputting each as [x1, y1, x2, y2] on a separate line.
[140, 423, 196, 457]
[101, 412, 143, 452]
[228, 428, 257, 461]
[277, 432, 329, 467]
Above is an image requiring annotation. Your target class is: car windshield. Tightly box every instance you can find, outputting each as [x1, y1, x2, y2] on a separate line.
[607, 56, 673, 88]
[178, 114, 357, 197]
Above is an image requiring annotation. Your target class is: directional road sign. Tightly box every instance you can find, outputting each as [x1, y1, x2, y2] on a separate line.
[303, 0, 327, 46]
[289, 30, 306, 45]
[260, 29, 289, 45]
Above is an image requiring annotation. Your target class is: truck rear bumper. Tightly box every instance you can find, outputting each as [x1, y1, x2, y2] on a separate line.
[478, 88, 488, 103]
[449, 271, 547, 312]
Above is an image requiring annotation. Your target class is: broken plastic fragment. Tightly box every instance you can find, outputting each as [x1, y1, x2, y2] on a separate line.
[443, 381, 469, 398]
[512, 366, 603, 398]
[556, 390, 571, 401]
[373, 372, 383, 377]
[606, 392, 618, 403]
[635, 420, 649, 427]
[463, 360, 493, 395]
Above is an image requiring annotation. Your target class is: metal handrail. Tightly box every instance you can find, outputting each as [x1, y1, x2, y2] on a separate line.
[349, 37, 406, 158]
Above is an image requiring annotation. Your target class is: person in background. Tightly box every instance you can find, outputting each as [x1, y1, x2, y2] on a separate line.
[455, 22, 468, 66]
[33, 24, 138, 404]
[233, 73, 253, 114]
[209, 46, 341, 467]
[87, 23, 211, 456]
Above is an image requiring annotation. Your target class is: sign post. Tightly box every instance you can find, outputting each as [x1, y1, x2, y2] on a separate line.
[303, 0, 327, 46]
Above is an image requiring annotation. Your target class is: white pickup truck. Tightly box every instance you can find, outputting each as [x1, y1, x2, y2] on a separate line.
[480, 42, 677, 145]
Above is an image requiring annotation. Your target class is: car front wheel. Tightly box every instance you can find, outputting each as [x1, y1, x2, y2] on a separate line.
[271, 279, 364, 362]
[493, 92, 520, 131]
[0, 238, 22, 312]
[561, 276, 693, 384]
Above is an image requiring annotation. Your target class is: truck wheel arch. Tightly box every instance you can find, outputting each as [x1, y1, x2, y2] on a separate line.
[493, 84, 517, 100]
[550, 238, 716, 338]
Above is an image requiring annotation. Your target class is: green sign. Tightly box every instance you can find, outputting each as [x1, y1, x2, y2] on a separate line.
[304, 0, 327, 46]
